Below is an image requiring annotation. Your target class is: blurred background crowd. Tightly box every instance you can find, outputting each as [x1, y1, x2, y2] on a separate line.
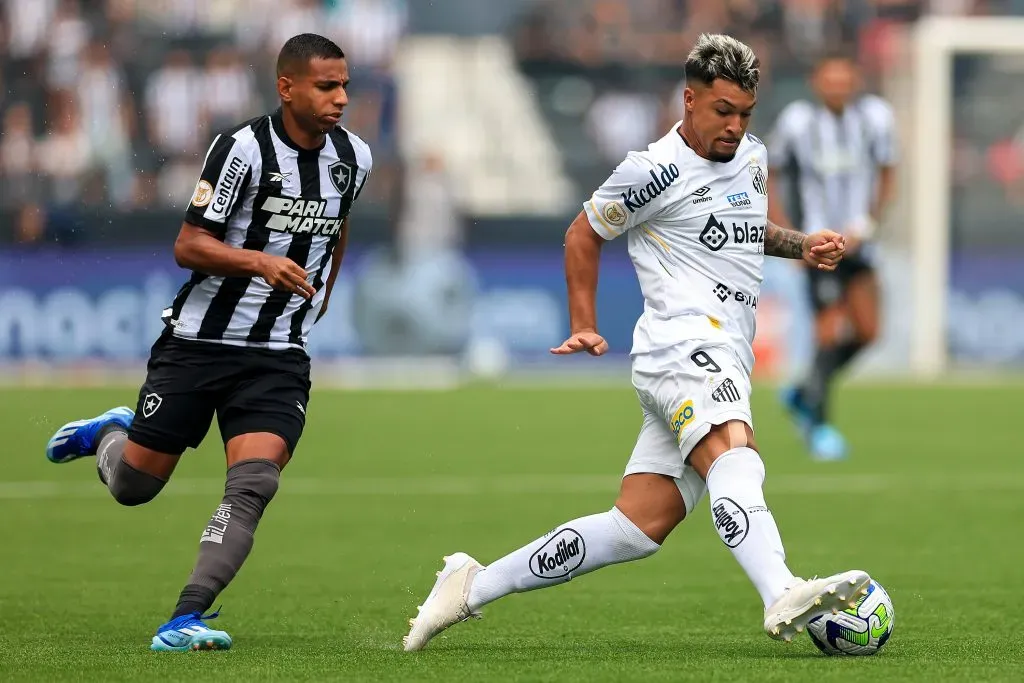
[1, 0, 406, 243]
[3, 0, 1023, 245]
[2, 0, 1023, 373]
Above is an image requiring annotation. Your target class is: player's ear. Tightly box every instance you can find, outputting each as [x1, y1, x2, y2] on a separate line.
[683, 86, 696, 113]
[277, 75, 293, 103]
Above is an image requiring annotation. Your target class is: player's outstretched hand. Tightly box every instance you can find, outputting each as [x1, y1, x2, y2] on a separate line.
[259, 254, 316, 299]
[802, 230, 846, 272]
[550, 331, 608, 356]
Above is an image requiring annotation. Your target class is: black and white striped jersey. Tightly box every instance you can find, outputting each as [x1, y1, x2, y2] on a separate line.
[767, 94, 896, 236]
[164, 108, 372, 351]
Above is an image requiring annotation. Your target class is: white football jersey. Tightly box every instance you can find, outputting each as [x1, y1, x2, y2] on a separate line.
[584, 123, 770, 373]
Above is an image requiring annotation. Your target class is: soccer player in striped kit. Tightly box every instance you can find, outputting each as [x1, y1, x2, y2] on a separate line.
[44, 34, 372, 651]
[768, 51, 898, 460]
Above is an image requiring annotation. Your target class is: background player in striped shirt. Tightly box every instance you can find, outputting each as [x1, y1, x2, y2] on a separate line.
[43, 33, 372, 652]
[767, 52, 898, 460]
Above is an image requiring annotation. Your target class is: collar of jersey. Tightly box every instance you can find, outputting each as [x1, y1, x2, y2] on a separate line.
[271, 107, 327, 155]
[673, 121, 708, 161]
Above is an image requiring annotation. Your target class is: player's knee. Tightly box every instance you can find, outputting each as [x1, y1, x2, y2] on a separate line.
[610, 507, 665, 556]
[223, 459, 281, 520]
[111, 486, 161, 507]
[614, 484, 686, 545]
[631, 515, 681, 546]
[108, 457, 167, 507]
[689, 422, 757, 479]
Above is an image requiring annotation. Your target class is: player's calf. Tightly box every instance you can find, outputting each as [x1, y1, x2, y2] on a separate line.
[404, 504, 662, 651]
[614, 472, 689, 544]
[169, 459, 281, 621]
[103, 456, 167, 507]
[472, 506, 660, 609]
[691, 434, 797, 610]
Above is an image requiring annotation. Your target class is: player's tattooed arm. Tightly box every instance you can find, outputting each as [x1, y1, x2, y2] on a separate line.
[764, 221, 805, 259]
[766, 221, 846, 271]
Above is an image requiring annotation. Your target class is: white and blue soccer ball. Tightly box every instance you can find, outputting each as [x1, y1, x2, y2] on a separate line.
[808, 579, 895, 656]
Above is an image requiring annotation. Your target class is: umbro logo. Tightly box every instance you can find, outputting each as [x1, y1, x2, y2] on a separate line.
[712, 378, 741, 403]
[692, 186, 713, 205]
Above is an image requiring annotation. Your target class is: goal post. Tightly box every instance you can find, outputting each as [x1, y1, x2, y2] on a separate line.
[910, 16, 1024, 377]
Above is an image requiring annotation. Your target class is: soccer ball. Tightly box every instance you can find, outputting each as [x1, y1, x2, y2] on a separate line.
[807, 579, 895, 656]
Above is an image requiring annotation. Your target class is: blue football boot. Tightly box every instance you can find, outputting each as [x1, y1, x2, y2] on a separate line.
[809, 423, 849, 461]
[151, 610, 232, 652]
[46, 406, 135, 464]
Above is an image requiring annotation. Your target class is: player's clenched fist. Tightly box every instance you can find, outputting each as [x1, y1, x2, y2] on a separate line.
[258, 254, 316, 299]
[550, 330, 608, 356]
[802, 230, 846, 272]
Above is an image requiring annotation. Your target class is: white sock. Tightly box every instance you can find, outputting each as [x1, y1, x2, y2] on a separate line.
[466, 506, 660, 612]
[706, 447, 795, 608]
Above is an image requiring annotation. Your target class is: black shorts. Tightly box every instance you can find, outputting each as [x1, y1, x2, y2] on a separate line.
[128, 331, 311, 456]
[806, 245, 877, 313]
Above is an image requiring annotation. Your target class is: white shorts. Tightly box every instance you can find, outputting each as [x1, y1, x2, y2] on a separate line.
[623, 339, 754, 514]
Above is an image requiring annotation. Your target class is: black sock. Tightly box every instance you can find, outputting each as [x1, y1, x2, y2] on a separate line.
[170, 460, 281, 621]
[801, 340, 865, 424]
[172, 585, 218, 620]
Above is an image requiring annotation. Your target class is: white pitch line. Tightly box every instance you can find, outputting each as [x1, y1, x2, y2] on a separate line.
[0, 472, 1022, 500]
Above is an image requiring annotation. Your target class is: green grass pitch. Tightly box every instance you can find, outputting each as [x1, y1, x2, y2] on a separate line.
[1, 382, 1022, 681]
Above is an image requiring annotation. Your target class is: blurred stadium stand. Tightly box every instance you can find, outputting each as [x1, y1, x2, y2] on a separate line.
[4, 0, 1023, 244]
[1, 0, 406, 244]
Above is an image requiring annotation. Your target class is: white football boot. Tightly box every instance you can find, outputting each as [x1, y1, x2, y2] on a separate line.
[403, 552, 484, 652]
[763, 569, 871, 642]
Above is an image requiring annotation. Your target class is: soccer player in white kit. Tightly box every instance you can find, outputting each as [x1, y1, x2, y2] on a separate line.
[403, 34, 872, 651]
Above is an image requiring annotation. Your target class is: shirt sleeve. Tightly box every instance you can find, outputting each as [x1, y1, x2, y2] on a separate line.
[583, 152, 673, 240]
[352, 139, 373, 203]
[862, 96, 899, 167]
[184, 133, 255, 236]
[766, 103, 802, 171]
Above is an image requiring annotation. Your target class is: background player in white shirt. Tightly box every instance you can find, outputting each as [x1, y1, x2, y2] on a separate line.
[403, 34, 872, 652]
[767, 52, 898, 460]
